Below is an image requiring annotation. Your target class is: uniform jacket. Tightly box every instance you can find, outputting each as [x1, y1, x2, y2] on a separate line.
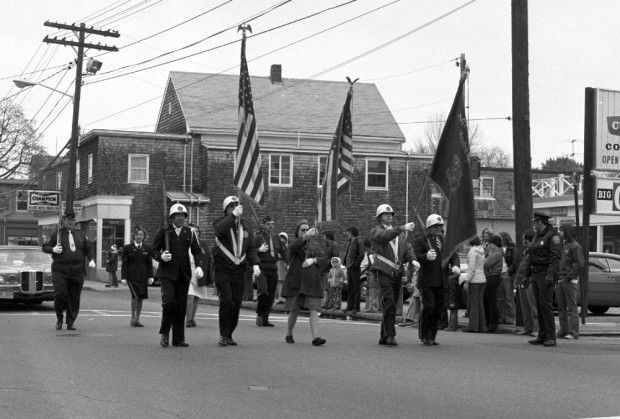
[105, 251, 119, 272]
[212, 214, 259, 273]
[343, 236, 365, 270]
[42, 227, 95, 269]
[559, 240, 585, 281]
[282, 236, 328, 298]
[151, 224, 203, 282]
[121, 243, 153, 283]
[370, 224, 416, 278]
[529, 225, 562, 282]
[256, 230, 288, 271]
[413, 233, 459, 288]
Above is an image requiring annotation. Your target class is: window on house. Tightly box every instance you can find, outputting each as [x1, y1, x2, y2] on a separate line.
[365, 158, 388, 189]
[269, 154, 292, 187]
[87, 154, 93, 184]
[317, 155, 327, 187]
[75, 160, 80, 188]
[473, 177, 494, 199]
[57, 172, 62, 190]
[128, 154, 149, 184]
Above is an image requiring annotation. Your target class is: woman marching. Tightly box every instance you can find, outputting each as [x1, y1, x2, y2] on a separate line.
[281, 220, 329, 346]
[121, 226, 154, 327]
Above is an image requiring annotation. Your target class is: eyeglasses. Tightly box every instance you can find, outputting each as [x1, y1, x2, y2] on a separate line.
[299, 228, 309, 232]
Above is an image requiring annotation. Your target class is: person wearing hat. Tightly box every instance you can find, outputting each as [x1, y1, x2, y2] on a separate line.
[213, 196, 260, 346]
[42, 209, 96, 331]
[105, 244, 119, 288]
[528, 211, 562, 347]
[151, 203, 204, 347]
[274, 232, 289, 305]
[255, 215, 287, 327]
[121, 225, 154, 327]
[413, 213, 460, 346]
[370, 203, 418, 346]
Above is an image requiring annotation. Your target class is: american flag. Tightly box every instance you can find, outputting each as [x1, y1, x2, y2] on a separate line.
[233, 34, 266, 205]
[318, 86, 354, 222]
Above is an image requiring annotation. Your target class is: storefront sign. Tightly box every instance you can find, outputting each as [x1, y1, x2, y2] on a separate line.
[27, 190, 60, 211]
[594, 89, 620, 171]
[594, 177, 620, 214]
[549, 207, 567, 217]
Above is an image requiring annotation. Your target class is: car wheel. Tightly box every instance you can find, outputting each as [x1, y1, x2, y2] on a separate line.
[588, 305, 609, 315]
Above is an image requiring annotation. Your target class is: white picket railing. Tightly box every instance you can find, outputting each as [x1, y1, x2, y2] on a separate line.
[532, 174, 582, 198]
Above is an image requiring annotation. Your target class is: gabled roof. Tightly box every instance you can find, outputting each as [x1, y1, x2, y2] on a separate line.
[164, 71, 405, 140]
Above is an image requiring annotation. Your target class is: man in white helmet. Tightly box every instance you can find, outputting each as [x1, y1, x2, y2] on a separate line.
[213, 196, 260, 347]
[151, 203, 205, 348]
[370, 203, 418, 347]
[413, 214, 460, 346]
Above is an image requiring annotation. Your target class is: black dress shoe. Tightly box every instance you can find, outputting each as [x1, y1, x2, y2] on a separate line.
[263, 321, 275, 327]
[528, 338, 544, 345]
[542, 339, 557, 347]
[378, 338, 388, 345]
[386, 337, 398, 346]
[66, 324, 76, 331]
[160, 334, 169, 347]
[218, 337, 228, 347]
[173, 342, 189, 347]
[226, 338, 237, 346]
[285, 335, 295, 344]
[421, 338, 433, 346]
[431, 340, 439, 345]
[312, 337, 326, 346]
[55, 321, 62, 330]
[134, 322, 144, 327]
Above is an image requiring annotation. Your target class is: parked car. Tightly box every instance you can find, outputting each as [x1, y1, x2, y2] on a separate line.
[0, 246, 54, 304]
[580, 252, 620, 315]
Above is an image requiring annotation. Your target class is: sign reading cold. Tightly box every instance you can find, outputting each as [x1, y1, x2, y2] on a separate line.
[595, 178, 620, 214]
[595, 89, 620, 170]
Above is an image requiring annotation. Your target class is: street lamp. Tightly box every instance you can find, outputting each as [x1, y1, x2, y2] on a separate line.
[13, 79, 74, 102]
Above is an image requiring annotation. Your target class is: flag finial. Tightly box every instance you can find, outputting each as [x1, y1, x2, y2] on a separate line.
[238, 24, 252, 36]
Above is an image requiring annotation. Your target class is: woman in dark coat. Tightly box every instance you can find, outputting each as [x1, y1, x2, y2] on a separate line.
[281, 220, 329, 346]
[121, 226, 154, 327]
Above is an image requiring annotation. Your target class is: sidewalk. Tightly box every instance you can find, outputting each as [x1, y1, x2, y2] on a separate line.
[82, 280, 620, 337]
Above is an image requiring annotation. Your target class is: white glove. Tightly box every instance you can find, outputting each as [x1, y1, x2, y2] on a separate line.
[426, 249, 437, 261]
[452, 266, 461, 275]
[411, 260, 420, 271]
[147, 278, 154, 285]
[52, 244, 63, 254]
[305, 227, 317, 238]
[232, 205, 243, 218]
[88, 260, 96, 268]
[161, 251, 172, 262]
[121, 279, 128, 285]
[195, 267, 204, 279]
[403, 222, 416, 232]
[302, 258, 316, 268]
[258, 243, 269, 253]
[253, 265, 261, 277]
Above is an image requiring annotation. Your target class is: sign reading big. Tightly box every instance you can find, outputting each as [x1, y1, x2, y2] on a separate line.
[595, 178, 620, 214]
[28, 190, 61, 211]
[595, 89, 620, 170]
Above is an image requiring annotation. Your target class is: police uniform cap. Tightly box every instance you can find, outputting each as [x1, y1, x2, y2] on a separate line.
[531, 211, 551, 221]
[63, 209, 76, 219]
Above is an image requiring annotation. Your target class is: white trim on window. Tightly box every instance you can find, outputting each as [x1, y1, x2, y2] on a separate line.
[56, 171, 62, 190]
[268, 154, 293, 187]
[87, 154, 93, 184]
[128, 154, 149, 184]
[473, 177, 494, 200]
[365, 157, 389, 190]
[317, 155, 327, 187]
[75, 160, 80, 188]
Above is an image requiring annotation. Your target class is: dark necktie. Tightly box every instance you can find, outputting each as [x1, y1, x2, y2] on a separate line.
[436, 236, 442, 252]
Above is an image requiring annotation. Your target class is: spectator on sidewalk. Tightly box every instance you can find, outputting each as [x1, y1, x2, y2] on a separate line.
[324, 256, 346, 310]
[515, 230, 538, 337]
[462, 236, 486, 333]
[343, 226, 364, 315]
[105, 245, 119, 288]
[274, 232, 289, 305]
[122, 226, 154, 327]
[321, 231, 340, 309]
[557, 223, 584, 340]
[361, 239, 381, 313]
[186, 223, 212, 328]
[483, 235, 503, 333]
[399, 264, 420, 327]
[497, 232, 517, 325]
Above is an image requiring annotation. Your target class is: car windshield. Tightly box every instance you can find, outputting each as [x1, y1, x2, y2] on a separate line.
[0, 249, 51, 266]
[589, 257, 609, 272]
[606, 257, 620, 273]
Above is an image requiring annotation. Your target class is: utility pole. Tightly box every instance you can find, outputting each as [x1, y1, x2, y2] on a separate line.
[43, 22, 119, 210]
[511, 0, 532, 261]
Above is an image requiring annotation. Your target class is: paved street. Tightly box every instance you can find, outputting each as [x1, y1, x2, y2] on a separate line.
[1, 287, 619, 419]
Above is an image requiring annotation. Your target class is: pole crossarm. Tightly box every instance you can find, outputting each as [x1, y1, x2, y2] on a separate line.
[43, 36, 119, 52]
[44, 21, 120, 37]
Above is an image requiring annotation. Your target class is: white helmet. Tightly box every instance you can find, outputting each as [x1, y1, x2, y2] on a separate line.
[375, 204, 395, 220]
[426, 214, 444, 228]
[169, 203, 188, 218]
[222, 195, 239, 212]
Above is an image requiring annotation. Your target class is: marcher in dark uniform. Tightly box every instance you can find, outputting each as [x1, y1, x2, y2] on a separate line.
[213, 196, 260, 347]
[413, 214, 460, 346]
[255, 215, 287, 327]
[528, 211, 562, 347]
[121, 225, 154, 327]
[370, 204, 417, 347]
[151, 203, 204, 348]
[42, 209, 95, 330]
[343, 226, 365, 315]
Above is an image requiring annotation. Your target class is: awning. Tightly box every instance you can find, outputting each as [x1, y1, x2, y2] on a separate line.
[166, 191, 210, 204]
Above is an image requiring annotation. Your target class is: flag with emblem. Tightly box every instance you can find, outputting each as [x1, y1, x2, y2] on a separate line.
[429, 76, 477, 265]
[318, 82, 355, 222]
[233, 33, 266, 205]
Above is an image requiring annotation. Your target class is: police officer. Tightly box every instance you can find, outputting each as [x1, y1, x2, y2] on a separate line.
[42, 209, 95, 330]
[528, 211, 562, 347]
[255, 215, 287, 327]
[370, 204, 417, 346]
[413, 214, 460, 346]
[151, 203, 204, 348]
[213, 196, 260, 346]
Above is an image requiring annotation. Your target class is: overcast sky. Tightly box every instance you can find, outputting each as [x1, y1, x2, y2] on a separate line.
[2, 0, 619, 168]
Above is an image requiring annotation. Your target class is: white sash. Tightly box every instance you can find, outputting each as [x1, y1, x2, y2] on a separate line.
[215, 224, 246, 265]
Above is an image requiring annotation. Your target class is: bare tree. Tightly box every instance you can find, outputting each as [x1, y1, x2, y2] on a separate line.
[0, 100, 45, 179]
[475, 145, 512, 168]
[412, 111, 485, 155]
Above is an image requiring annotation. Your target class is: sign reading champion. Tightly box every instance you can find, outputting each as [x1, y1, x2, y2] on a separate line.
[595, 89, 620, 170]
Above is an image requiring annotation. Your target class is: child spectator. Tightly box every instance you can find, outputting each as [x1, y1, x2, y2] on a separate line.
[105, 244, 119, 288]
[324, 256, 346, 310]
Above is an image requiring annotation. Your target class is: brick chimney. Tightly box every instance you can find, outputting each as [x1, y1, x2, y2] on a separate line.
[270, 64, 282, 83]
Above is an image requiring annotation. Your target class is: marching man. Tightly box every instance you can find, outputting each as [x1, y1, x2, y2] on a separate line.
[213, 196, 260, 347]
[370, 204, 419, 347]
